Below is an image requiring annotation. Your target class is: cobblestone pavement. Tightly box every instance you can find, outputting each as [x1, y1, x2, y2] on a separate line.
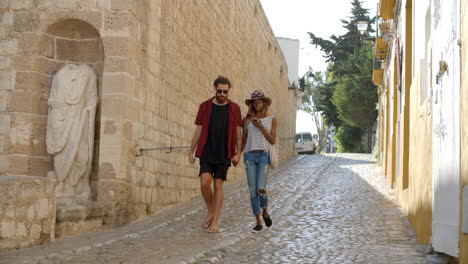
[0, 154, 444, 264]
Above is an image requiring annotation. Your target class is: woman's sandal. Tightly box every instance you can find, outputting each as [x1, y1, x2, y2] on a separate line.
[201, 217, 213, 229]
[208, 226, 219, 233]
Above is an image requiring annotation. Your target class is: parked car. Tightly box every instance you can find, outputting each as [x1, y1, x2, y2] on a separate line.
[295, 132, 317, 154]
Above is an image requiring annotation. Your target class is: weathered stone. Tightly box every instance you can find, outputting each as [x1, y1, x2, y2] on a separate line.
[0, 114, 10, 134]
[34, 57, 65, 75]
[16, 221, 27, 237]
[102, 36, 128, 57]
[35, 198, 49, 219]
[102, 73, 132, 95]
[14, 71, 52, 95]
[0, 176, 55, 249]
[0, 0, 8, 9]
[111, 0, 129, 10]
[96, 180, 130, 202]
[15, 32, 40, 55]
[55, 218, 102, 238]
[1, 11, 12, 25]
[12, 55, 35, 71]
[0, 91, 9, 112]
[12, 11, 40, 32]
[10, 0, 34, 9]
[0, 56, 10, 69]
[7, 91, 48, 115]
[55, 38, 103, 62]
[43, 11, 102, 34]
[104, 120, 117, 135]
[0, 70, 14, 90]
[0, 220, 15, 238]
[0, 39, 17, 55]
[103, 11, 129, 33]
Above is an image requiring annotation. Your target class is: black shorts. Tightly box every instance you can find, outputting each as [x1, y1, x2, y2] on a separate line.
[199, 161, 229, 181]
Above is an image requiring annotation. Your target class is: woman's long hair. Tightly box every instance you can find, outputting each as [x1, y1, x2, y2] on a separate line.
[245, 99, 269, 119]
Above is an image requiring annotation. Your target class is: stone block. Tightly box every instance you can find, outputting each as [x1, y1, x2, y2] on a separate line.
[98, 161, 117, 179]
[36, 0, 76, 9]
[0, 0, 7, 9]
[28, 156, 52, 176]
[12, 11, 40, 32]
[34, 57, 65, 75]
[97, 0, 110, 9]
[7, 91, 48, 115]
[37, 34, 54, 58]
[102, 73, 132, 95]
[0, 220, 15, 238]
[0, 39, 17, 55]
[0, 70, 14, 91]
[104, 11, 129, 33]
[102, 36, 128, 57]
[16, 32, 40, 56]
[35, 198, 49, 219]
[0, 176, 55, 248]
[55, 218, 102, 238]
[1, 11, 12, 25]
[14, 71, 52, 95]
[13, 55, 35, 71]
[43, 11, 102, 34]
[111, 0, 129, 10]
[0, 114, 10, 134]
[56, 198, 105, 222]
[11, 0, 34, 9]
[0, 56, 10, 69]
[103, 56, 127, 73]
[0, 91, 9, 112]
[96, 180, 130, 202]
[16, 221, 27, 237]
[29, 223, 40, 240]
[55, 38, 103, 62]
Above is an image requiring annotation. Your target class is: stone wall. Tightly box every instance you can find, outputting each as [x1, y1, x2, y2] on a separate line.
[0, 0, 298, 245]
[0, 176, 55, 249]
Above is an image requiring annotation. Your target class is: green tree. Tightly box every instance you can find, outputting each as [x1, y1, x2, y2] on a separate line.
[303, 0, 377, 153]
[332, 44, 377, 152]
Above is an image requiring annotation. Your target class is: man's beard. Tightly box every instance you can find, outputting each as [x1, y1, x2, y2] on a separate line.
[215, 94, 227, 104]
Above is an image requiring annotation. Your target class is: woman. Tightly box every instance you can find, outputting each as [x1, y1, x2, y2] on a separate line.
[242, 90, 277, 233]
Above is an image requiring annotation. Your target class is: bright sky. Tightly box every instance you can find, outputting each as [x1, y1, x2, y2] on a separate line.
[259, 0, 378, 134]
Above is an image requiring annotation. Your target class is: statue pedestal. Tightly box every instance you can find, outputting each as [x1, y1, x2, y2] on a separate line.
[55, 196, 105, 238]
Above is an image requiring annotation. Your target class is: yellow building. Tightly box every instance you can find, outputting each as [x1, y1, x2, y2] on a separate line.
[377, 0, 468, 262]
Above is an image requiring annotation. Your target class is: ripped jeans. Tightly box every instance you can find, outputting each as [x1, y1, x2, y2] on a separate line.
[244, 150, 270, 215]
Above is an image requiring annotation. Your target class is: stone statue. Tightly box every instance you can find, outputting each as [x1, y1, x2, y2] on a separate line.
[46, 64, 98, 198]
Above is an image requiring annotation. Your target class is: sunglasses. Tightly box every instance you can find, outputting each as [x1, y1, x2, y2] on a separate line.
[217, 89, 229, 94]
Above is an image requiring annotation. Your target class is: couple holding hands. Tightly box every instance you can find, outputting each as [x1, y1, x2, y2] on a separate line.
[189, 76, 277, 233]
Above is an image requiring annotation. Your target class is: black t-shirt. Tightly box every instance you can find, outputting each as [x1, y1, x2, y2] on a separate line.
[201, 103, 230, 165]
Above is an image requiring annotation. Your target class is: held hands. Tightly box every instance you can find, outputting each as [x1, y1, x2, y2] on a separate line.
[232, 153, 240, 167]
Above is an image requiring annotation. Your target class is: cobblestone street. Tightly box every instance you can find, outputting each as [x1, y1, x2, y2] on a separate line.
[0, 154, 441, 264]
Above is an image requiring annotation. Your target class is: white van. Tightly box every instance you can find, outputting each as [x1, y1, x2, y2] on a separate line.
[295, 132, 317, 154]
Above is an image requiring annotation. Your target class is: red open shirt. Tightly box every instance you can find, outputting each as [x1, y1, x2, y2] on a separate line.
[195, 97, 242, 159]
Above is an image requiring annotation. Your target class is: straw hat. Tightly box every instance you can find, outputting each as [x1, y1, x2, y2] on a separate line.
[245, 90, 272, 106]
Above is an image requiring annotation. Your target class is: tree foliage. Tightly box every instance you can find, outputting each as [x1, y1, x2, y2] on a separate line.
[302, 0, 378, 153]
[332, 44, 377, 129]
[335, 124, 364, 153]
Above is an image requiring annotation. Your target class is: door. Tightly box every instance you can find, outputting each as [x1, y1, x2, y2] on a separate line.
[431, 0, 461, 257]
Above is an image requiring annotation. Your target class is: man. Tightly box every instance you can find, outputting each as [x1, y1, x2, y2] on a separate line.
[189, 76, 242, 233]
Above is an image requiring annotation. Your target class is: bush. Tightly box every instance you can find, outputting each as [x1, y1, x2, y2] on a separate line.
[335, 124, 363, 153]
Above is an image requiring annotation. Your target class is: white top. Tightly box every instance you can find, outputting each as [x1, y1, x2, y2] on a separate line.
[244, 116, 274, 153]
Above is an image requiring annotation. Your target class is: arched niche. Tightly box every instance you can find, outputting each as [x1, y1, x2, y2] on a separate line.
[39, 18, 104, 199]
